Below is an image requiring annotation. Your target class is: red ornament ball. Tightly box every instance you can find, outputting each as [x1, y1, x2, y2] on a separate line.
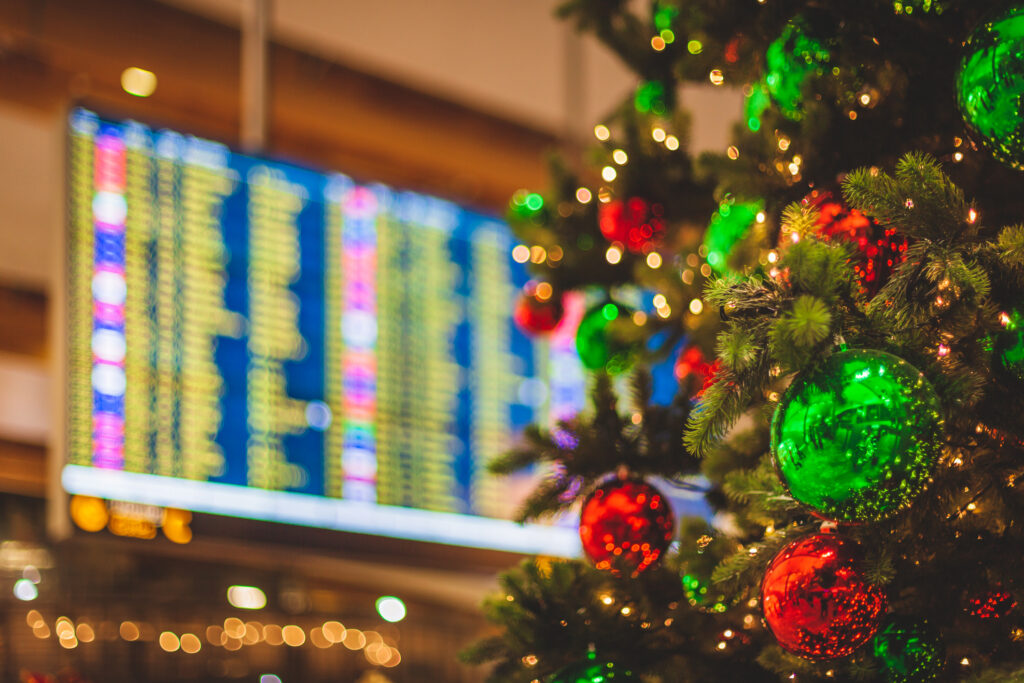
[966, 590, 1018, 619]
[788, 189, 909, 298]
[674, 345, 719, 395]
[514, 291, 563, 335]
[761, 533, 887, 660]
[598, 197, 665, 253]
[579, 479, 674, 575]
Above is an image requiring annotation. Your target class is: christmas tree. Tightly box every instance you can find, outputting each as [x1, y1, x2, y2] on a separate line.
[464, 2, 1024, 681]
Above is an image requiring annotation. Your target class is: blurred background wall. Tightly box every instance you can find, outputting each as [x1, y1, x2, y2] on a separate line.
[0, 2, 740, 680]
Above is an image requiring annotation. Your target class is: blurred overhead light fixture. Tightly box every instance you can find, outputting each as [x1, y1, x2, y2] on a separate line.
[227, 585, 267, 610]
[121, 67, 157, 97]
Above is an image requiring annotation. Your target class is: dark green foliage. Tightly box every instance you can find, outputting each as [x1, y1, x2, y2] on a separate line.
[489, 372, 700, 522]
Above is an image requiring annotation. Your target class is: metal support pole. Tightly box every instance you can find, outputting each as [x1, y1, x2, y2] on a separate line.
[241, 0, 270, 153]
[562, 23, 586, 155]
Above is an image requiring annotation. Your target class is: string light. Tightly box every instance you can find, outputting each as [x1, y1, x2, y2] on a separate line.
[646, 252, 663, 268]
[665, 135, 679, 151]
[652, 128, 667, 142]
[594, 125, 610, 141]
[709, 69, 725, 86]
[575, 187, 592, 203]
[601, 166, 617, 182]
[605, 246, 622, 264]
[612, 149, 628, 165]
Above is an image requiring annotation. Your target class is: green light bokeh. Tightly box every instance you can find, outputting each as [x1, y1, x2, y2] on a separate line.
[771, 349, 943, 522]
[765, 19, 831, 120]
[575, 302, 638, 374]
[702, 200, 762, 275]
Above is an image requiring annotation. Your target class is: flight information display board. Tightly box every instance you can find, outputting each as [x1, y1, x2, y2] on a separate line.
[63, 108, 588, 554]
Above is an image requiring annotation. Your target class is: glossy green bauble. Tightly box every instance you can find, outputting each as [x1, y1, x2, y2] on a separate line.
[770, 349, 943, 522]
[872, 619, 945, 683]
[994, 311, 1024, 384]
[957, 5, 1024, 170]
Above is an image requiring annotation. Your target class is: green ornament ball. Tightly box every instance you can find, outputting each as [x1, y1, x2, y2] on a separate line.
[575, 302, 640, 374]
[872, 619, 945, 683]
[770, 349, 943, 522]
[957, 4, 1024, 170]
[994, 311, 1024, 384]
[550, 657, 633, 683]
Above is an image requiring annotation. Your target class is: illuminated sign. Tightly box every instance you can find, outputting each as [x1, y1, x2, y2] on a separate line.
[65, 108, 587, 555]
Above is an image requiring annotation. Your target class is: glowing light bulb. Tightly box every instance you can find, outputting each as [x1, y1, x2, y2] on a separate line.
[376, 596, 407, 623]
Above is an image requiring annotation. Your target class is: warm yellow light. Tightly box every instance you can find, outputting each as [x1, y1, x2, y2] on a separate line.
[689, 299, 704, 315]
[342, 628, 367, 650]
[512, 245, 530, 263]
[310, 627, 332, 648]
[159, 632, 180, 652]
[600, 594, 614, 606]
[646, 252, 662, 269]
[605, 246, 622, 264]
[180, 633, 201, 654]
[70, 495, 108, 532]
[121, 67, 157, 98]
[594, 125, 610, 141]
[652, 128, 666, 142]
[223, 618, 245, 639]
[612, 149, 628, 165]
[727, 146, 740, 160]
[656, 305, 671, 319]
[632, 311, 647, 326]
[535, 282, 553, 301]
[767, 251, 778, 263]
[119, 621, 140, 641]
[76, 623, 95, 643]
[575, 187, 592, 203]
[651, 36, 666, 51]
[665, 135, 679, 151]
[756, 211, 766, 223]
[162, 508, 192, 544]
[263, 624, 284, 646]
[322, 620, 346, 643]
[601, 166, 617, 182]
[709, 69, 725, 86]
[653, 294, 667, 308]
[282, 625, 306, 647]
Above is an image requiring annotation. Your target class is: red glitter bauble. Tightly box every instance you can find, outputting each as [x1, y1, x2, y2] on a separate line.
[579, 479, 674, 575]
[598, 197, 665, 253]
[789, 190, 909, 298]
[966, 590, 1018, 619]
[514, 292, 564, 335]
[761, 533, 887, 660]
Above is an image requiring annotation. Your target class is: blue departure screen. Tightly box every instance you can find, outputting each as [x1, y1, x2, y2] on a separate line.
[63, 108, 593, 554]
